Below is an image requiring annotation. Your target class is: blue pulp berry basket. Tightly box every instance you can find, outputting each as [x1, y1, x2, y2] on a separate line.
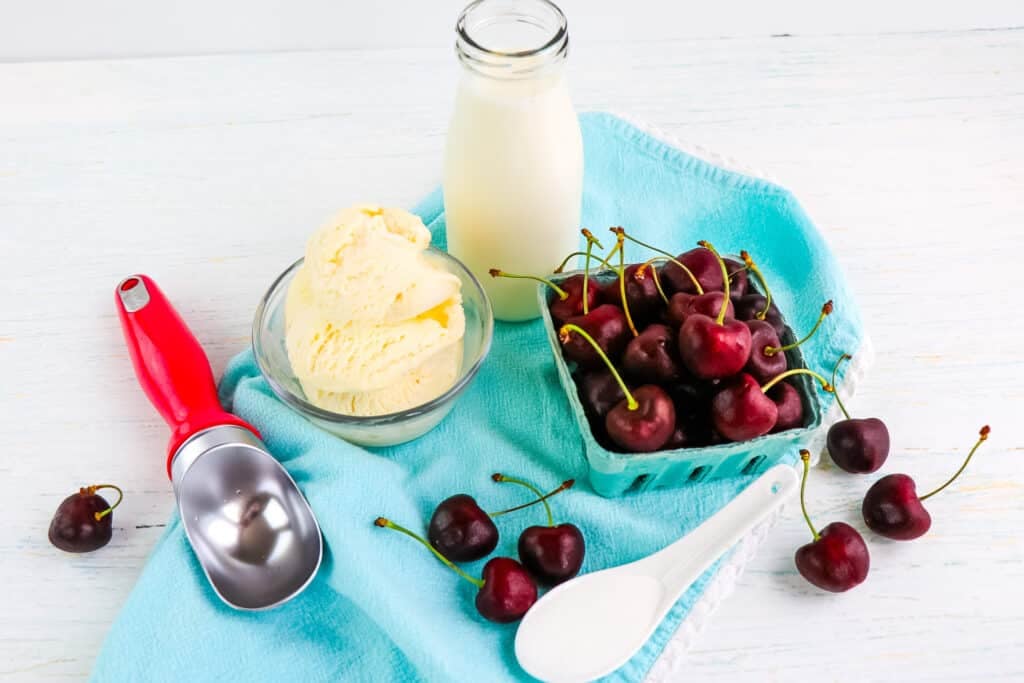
[538, 267, 824, 498]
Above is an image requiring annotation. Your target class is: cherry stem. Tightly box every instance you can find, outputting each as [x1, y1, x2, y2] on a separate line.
[582, 229, 603, 315]
[697, 240, 730, 324]
[830, 353, 853, 420]
[765, 301, 834, 357]
[636, 257, 670, 305]
[89, 484, 124, 522]
[919, 426, 991, 501]
[559, 323, 638, 410]
[615, 228, 704, 294]
[760, 368, 834, 394]
[554, 242, 616, 275]
[798, 450, 820, 541]
[553, 252, 589, 274]
[489, 269, 568, 301]
[374, 517, 484, 588]
[615, 233, 639, 337]
[741, 250, 773, 320]
[493, 475, 551, 526]
[488, 479, 575, 520]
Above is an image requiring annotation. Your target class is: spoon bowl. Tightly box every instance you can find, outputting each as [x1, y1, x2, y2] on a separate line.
[174, 426, 322, 610]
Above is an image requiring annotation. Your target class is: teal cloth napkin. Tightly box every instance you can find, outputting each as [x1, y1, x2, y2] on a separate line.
[92, 112, 864, 682]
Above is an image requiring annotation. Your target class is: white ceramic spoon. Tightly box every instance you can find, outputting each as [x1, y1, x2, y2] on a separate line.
[515, 464, 798, 682]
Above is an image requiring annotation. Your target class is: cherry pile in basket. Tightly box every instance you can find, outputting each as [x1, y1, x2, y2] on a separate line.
[493, 227, 836, 453]
[375, 474, 582, 623]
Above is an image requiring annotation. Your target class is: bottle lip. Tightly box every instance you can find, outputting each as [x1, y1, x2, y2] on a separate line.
[455, 0, 569, 78]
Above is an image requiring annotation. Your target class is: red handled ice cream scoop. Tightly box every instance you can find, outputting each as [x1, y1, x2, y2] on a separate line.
[116, 275, 322, 610]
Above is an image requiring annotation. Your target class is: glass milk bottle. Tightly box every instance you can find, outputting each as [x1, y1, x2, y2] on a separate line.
[444, 0, 584, 322]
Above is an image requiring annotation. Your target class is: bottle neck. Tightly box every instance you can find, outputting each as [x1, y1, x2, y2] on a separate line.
[455, 0, 569, 80]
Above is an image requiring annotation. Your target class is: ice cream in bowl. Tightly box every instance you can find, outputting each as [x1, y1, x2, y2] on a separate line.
[253, 205, 493, 446]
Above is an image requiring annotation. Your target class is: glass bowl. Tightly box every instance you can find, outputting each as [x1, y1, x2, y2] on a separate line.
[252, 248, 493, 447]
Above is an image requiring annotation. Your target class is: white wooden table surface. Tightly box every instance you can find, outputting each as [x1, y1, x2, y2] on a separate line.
[2, 26, 1023, 681]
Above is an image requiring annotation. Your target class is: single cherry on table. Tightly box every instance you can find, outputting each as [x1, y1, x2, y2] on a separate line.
[48, 484, 123, 553]
[494, 474, 584, 586]
[376, 517, 537, 623]
[826, 354, 891, 474]
[793, 450, 870, 592]
[429, 494, 499, 562]
[863, 426, 990, 540]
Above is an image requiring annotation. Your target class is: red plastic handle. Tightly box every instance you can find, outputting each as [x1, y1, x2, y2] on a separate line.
[115, 275, 258, 478]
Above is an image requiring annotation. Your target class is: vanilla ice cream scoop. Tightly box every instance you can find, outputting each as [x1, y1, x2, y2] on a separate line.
[299, 344, 463, 417]
[285, 206, 467, 416]
[304, 206, 462, 324]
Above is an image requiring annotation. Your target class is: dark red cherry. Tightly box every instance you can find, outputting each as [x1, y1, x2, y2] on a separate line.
[548, 274, 600, 324]
[734, 293, 786, 337]
[862, 426, 990, 541]
[518, 524, 585, 586]
[606, 385, 676, 452]
[576, 369, 626, 418]
[622, 324, 681, 384]
[561, 304, 629, 369]
[490, 475, 583, 586]
[793, 451, 869, 592]
[668, 382, 716, 447]
[621, 264, 662, 323]
[795, 522, 870, 593]
[769, 382, 804, 432]
[661, 247, 724, 295]
[48, 485, 121, 553]
[725, 258, 748, 299]
[678, 314, 753, 379]
[428, 494, 499, 562]
[744, 319, 788, 383]
[666, 291, 735, 326]
[664, 424, 689, 449]
[490, 269, 596, 326]
[668, 378, 713, 413]
[827, 418, 890, 474]
[710, 373, 777, 441]
[475, 557, 538, 623]
[861, 474, 931, 540]
[596, 275, 621, 304]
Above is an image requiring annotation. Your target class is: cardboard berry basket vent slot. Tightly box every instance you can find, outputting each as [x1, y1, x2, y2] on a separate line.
[539, 265, 823, 498]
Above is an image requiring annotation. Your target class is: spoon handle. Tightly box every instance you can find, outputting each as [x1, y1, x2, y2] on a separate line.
[643, 464, 799, 595]
[115, 275, 258, 477]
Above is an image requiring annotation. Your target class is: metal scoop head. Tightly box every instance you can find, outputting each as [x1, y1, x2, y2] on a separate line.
[173, 426, 322, 610]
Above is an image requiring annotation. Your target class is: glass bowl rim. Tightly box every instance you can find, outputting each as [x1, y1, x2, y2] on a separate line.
[251, 248, 494, 425]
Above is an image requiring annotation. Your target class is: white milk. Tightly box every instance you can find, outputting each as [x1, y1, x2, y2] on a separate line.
[444, 0, 583, 322]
